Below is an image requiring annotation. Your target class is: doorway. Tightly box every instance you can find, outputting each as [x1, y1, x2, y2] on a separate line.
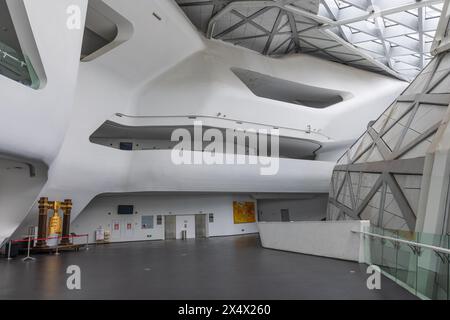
[281, 209, 290, 222]
[164, 215, 176, 240]
[176, 215, 195, 239]
[195, 214, 208, 238]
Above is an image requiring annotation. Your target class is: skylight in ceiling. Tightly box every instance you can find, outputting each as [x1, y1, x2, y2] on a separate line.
[320, 0, 445, 80]
[177, 0, 446, 81]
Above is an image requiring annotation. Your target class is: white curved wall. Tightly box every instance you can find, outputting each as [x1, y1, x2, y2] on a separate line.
[2, 0, 408, 240]
[0, 0, 87, 162]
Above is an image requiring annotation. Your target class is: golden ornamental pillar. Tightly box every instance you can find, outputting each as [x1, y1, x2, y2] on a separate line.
[60, 199, 72, 245]
[36, 197, 49, 248]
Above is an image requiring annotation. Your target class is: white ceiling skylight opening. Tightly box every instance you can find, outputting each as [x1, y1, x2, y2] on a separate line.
[178, 0, 446, 82]
[319, 0, 445, 80]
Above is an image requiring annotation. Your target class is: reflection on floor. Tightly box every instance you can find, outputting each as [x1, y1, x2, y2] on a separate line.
[0, 234, 417, 299]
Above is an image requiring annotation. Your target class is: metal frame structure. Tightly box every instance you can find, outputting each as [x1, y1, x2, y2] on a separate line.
[319, 0, 445, 79]
[177, 0, 447, 80]
[432, 0, 450, 54]
[327, 49, 450, 231]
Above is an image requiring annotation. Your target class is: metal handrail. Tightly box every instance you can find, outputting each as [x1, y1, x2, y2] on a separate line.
[114, 113, 333, 140]
[352, 229, 450, 255]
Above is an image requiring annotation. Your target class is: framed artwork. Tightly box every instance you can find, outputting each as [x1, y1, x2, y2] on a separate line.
[233, 201, 256, 224]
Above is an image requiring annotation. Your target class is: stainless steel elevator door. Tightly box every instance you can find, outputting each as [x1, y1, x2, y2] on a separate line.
[164, 215, 176, 240]
[195, 214, 207, 238]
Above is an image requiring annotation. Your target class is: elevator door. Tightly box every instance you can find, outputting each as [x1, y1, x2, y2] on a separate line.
[281, 209, 290, 222]
[164, 215, 176, 240]
[195, 214, 207, 238]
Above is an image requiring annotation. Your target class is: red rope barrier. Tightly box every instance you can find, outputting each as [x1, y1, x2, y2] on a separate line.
[10, 234, 88, 243]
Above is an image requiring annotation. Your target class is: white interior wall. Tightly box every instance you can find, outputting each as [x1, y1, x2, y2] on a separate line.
[0, 156, 47, 245]
[3, 0, 408, 242]
[71, 193, 258, 243]
[0, 0, 87, 162]
[176, 215, 195, 239]
[258, 220, 369, 262]
[132, 39, 407, 143]
[257, 195, 329, 222]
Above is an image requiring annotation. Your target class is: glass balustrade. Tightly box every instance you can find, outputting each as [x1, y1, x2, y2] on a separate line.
[0, 41, 39, 88]
[363, 226, 450, 300]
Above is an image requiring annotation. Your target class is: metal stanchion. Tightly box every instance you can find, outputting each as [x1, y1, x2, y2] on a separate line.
[7, 240, 12, 260]
[22, 236, 36, 262]
[55, 237, 60, 256]
[85, 234, 89, 251]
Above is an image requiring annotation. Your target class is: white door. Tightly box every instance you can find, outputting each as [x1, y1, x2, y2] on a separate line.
[111, 220, 121, 241]
[124, 220, 134, 240]
[175, 215, 195, 239]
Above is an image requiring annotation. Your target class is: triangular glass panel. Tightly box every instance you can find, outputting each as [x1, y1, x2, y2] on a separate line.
[234, 7, 262, 17]
[336, 151, 350, 165]
[252, 8, 280, 31]
[433, 52, 450, 74]
[371, 101, 411, 134]
[234, 35, 269, 53]
[398, 103, 445, 150]
[213, 13, 242, 37]
[381, 186, 410, 231]
[383, 102, 415, 132]
[348, 135, 365, 160]
[366, 146, 385, 162]
[277, 15, 290, 32]
[337, 176, 353, 209]
[359, 185, 382, 226]
[403, 76, 428, 95]
[354, 146, 373, 163]
[223, 22, 268, 41]
[327, 203, 340, 220]
[182, 5, 214, 33]
[269, 34, 292, 54]
[358, 173, 381, 206]
[349, 172, 360, 206]
[399, 133, 435, 159]
[404, 57, 436, 94]
[333, 171, 346, 199]
[372, 111, 391, 134]
[393, 174, 422, 216]
[361, 145, 384, 162]
[382, 108, 414, 151]
[408, 103, 444, 133]
[430, 73, 450, 94]
[350, 133, 373, 162]
[329, 172, 337, 198]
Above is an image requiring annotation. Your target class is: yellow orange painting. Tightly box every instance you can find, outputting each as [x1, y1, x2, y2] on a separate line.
[233, 201, 256, 224]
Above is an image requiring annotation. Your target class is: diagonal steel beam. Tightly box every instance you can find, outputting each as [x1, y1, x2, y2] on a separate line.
[367, 127, 391, 159]
[263, 9, 284, 55]
[214, 7, 272, 39]
[206, 0, 275, 38]
[286, 11, 300, 51]
[384, 172, 417, 230]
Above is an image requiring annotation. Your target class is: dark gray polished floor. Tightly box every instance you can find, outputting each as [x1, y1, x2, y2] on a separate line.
[0, 234, 416, 300]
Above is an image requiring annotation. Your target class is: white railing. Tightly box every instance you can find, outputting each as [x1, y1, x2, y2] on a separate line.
[352, 229, 450, 255]
[114, 113, 333, 141]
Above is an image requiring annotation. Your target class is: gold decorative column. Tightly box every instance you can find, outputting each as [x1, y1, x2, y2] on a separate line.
[60, 199, 72, 245]
[36, 197, 49, 248]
